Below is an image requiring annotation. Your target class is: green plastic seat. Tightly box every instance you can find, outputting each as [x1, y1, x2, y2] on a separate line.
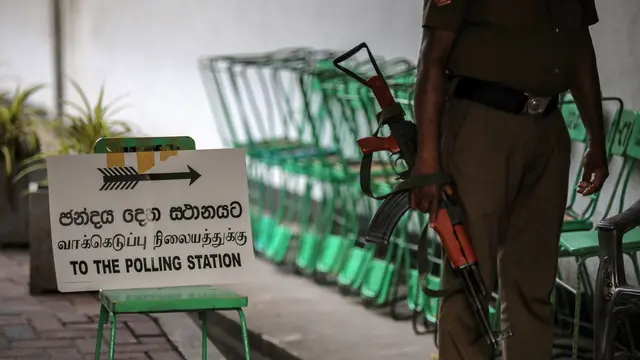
[561, 219, 594, 232]
[315, 234, 352, 275]
[294, 232, 323, 274]
[264, 225, 293, 264]
[360, 260, 396, 305]
[358, 213, 411, 307]
[423, 275, 442, 324]
[95, 286, 250, 360]
[254, 216, 277, 253]
[336, 246, 374, 291]
[312, 176, 395, 280]
[560, 227, 640, 257]
[334, 178, 397, 290]
[558, 109, 640, 359]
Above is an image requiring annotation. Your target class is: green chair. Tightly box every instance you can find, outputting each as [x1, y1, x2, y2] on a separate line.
[261, 54, 345, 258]
[560, 96, 625, 232]
[252, 53, 342, 255]
[201, 49, 345, 257]
[311, 73, 414, 284]
[558, 110, 640, 359]
[552, 98, 625, 340]
[94, 286, 250, 360]
[293, 58, 414, 278]
[332, 77, 416, 292]
[200, 49, 303, 251]
[359, 216, 410, 306]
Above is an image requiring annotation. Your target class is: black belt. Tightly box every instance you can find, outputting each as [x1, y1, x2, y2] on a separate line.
[453, 77, 560, 116]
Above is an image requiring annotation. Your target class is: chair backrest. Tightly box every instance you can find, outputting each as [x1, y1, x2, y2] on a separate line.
[593, 197, 640, 360]
[592, 113, 640, 358]
[560, 93, 588, 143]
[562, 96, 626, 221]
[599, 110, 640, 219]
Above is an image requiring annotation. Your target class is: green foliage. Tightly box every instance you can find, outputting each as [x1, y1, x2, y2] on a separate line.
[54, 79, 132, 155]
[0, 84, 46, 176]
[14, 80, 133, 184]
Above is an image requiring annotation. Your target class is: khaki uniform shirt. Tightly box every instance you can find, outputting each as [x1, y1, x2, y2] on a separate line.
[422, 0, 599, 96]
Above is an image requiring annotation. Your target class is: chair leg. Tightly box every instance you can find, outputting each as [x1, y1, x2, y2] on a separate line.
[199, 311, 208, 360]
[237, 309, 251, 360]
[572, 257, 584, 360]
[108, 312, 117, 360]
[593, 304, 620, 360]
[94, 305, 109, 360]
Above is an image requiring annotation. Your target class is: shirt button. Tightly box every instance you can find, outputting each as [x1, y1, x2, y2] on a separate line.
[554, 68, 560, 74]
[555, 28, 559, 32]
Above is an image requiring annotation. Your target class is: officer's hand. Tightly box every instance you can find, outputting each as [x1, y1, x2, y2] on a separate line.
[578, 146, 608, 196]
[409, 161, 441, 224]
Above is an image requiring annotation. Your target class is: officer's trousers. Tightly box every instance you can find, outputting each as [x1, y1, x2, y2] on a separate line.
[436, 98, 571, 360]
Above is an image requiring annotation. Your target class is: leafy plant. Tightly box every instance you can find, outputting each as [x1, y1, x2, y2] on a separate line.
[54, 79, 132, 154]
[0, 84, 46, 177]
[14, 80, 133, 184]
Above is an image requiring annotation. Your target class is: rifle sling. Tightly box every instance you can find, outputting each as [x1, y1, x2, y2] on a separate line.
[360, 156, 459, 297]
[417, 224, 463, 298]
[359, 154, 453, 200]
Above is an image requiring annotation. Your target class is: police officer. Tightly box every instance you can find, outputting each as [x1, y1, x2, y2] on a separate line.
[410, 0, 608, 359]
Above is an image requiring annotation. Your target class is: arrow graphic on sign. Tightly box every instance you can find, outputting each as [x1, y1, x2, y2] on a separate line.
[98, 166, 201, 191]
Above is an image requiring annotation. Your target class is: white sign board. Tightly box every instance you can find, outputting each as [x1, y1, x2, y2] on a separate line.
[46, 148, 255, 292]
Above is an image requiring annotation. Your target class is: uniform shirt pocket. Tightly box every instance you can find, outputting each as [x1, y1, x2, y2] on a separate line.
[483, 0, 549, 27]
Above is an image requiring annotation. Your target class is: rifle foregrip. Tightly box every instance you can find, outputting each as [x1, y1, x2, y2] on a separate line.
[432, 209, 477, 268]
[357, 136, 400, 155]
[364, 191, 411, 244]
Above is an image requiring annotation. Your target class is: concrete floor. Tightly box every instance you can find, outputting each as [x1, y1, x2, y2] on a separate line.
[204, 257, 439, 360]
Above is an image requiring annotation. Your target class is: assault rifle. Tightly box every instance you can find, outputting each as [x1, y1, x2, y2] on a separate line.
[333, 42, 511, 349]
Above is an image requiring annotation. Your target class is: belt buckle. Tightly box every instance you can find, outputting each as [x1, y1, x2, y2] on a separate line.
[524, 95, 551, 115]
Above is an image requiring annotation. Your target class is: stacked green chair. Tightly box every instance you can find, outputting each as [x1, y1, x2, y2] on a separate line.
[356, 81, 417, 308]
[327, 65, 416, 301]
[286, 58, 414, 285]
[305, 67, 378, 281]
[287, 55, 372, 276]
[553, 97, 626, 332]
[561, 96, 626, 232]
[558, 109, 640, 359]
[333, 80, 391, 294]
[253, 50, 344, 257]
[207, 49, 354, 260]
[200, 48, 320, 246]
[259, 50, 345, 263]
[347, 72, 420, 307]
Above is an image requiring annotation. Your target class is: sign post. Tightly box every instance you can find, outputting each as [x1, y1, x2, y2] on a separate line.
[46, 136, 253, 359]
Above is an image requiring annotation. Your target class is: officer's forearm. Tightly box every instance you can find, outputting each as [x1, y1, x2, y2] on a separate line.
[570, 28, 606, 149]
[414, 28, 457, 166]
